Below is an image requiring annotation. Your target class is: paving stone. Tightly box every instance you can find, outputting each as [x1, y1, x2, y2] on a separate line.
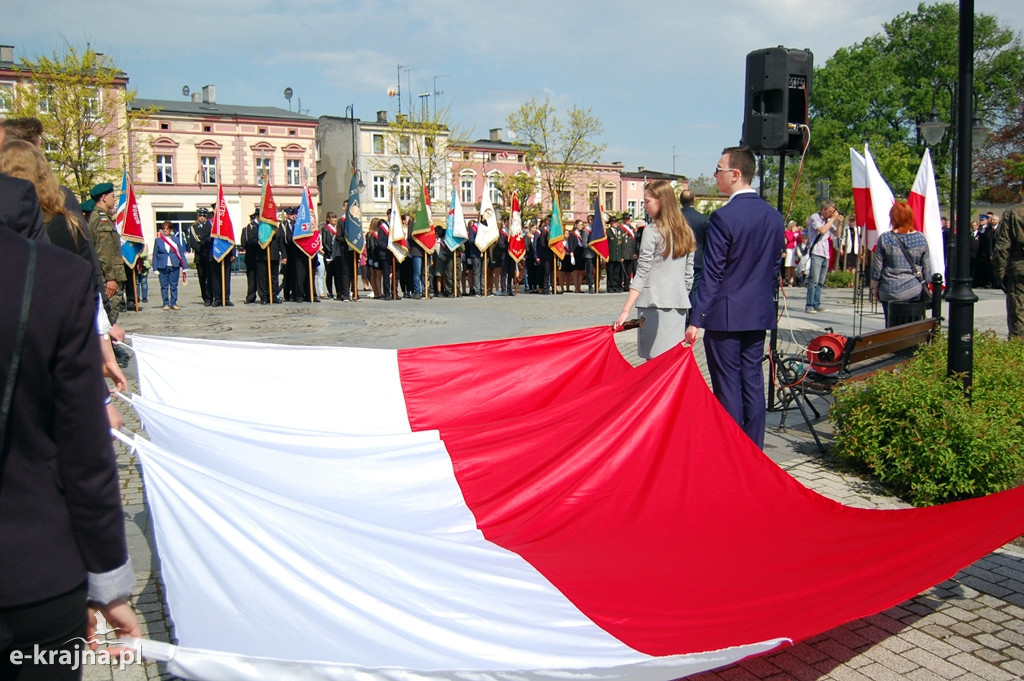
[946, 652, 1018, 680]
[901, 648, 968, 679]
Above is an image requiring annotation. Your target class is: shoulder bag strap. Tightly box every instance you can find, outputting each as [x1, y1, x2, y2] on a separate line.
[0, 240, 37, 494]
[892, 233, 925, 283]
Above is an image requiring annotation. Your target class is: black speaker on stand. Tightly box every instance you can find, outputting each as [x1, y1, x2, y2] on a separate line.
[742, 46, 813, 413]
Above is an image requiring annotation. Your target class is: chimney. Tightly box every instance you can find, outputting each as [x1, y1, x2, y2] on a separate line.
[0, 45, 13, 63]
[489, 128, 503, 142]
[202, 85, 216, 104]
[638, 166, 645, 172]
[191, 93, 201, 103]
[376, 110, 388, 124]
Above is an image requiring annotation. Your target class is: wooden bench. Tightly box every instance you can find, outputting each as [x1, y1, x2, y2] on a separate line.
[774, 317, 941, 453]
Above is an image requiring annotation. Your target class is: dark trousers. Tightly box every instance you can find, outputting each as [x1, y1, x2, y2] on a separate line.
[209, 258, 232, 304]
[703, 329, 768, 449]
[0, 584, 88, 681]
[607, 261, 624, 292]
[244, 255, 259, 302]
[256, 258, 281, 302]
[122, 264, 136, 305]
[502, 256, 517, 294]
[195, 257, 212, 303]
[331, 255, 353, 300]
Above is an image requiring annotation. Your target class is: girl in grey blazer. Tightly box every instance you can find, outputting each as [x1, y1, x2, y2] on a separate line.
[613, 180, 695, 359]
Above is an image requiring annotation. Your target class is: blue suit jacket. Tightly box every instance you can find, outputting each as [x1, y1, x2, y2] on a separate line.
[689, 191, 785, 332]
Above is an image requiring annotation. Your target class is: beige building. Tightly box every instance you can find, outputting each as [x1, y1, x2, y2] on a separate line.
[130, 86, 318, 249]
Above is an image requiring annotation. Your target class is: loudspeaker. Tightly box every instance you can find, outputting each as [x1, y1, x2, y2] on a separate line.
[742, 47, 813, 155]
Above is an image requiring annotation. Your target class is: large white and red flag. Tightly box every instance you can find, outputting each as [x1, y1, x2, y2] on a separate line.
[849, 148, 870, 230]
[863, 145, 895, 250]
[387, 187, 408, 262]
[126, 330, 1024, 681]
[908, 148, 946, 278]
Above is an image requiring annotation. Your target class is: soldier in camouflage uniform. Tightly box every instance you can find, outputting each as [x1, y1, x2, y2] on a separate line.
[992, 203, 1024, 340]
[87, 182, 125, 324]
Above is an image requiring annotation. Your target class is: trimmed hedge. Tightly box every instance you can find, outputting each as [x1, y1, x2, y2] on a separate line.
[831, 331, 1024, 506]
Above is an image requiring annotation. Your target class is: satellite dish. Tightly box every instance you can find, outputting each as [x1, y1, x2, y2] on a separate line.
[182, 85, 190, 97]
[284, 87, 293, 101]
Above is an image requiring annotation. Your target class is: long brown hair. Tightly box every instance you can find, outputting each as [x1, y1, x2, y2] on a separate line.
[0, 139, 85, 241]
[644, 179, 695, 259]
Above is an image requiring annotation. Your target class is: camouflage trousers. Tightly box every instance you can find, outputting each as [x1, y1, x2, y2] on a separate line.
[1006, 272, 1024, 339]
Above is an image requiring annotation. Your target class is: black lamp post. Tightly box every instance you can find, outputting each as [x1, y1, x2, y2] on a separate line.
[945, 0, 980, 391]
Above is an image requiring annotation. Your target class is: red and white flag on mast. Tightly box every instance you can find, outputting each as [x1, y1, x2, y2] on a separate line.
[863, 145, 895, 250]
[908, 148, 946, 278]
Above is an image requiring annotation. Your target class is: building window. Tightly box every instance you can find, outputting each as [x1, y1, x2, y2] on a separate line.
[372, 174, 387, 201]
[425, 136, 435, 153]
[399, 136, 411, 155]
[0, 83, 12, 113]
[398, 176, 412, 201]
[200, 156, 217, 184]
[604, 191, 615, 211]
[288, 129, 297, 137]
[83, 89, 100, 122]
[286, 159, 301, 186]
[488, 176, 502, 206]
[627, 200, 637, 217]
[203, 125, 212, 133]
[489, 153, 497, 161]
[259, 127, 267, 135]
[373, 134, 385, 154]
[589, 191, 598, 208]
[557, 189, 572, 211]
[462, 151, 470, 160]
[517, 154, 524, 162]
[159, 122, 169, 130]
[460, 175, 474, 204]
[255, 157, 271, 184]
[156, 155, 173, 184]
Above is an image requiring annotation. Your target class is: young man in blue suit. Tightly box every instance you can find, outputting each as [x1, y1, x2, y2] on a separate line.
[685, 146, 785, 449]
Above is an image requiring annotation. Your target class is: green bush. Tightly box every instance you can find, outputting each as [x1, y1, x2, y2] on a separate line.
[825, 269, 855, 288]
[831, 331, 1024, 506]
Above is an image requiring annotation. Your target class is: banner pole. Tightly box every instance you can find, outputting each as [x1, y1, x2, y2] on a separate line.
[221, 260, 226, 305]
[267, 248, 273, 305]
[353, 251, 359, 301]
[132, 268, 138, 312]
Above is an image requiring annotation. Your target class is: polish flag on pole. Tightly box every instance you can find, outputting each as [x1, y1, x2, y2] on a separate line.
[908, 148, 946, 278]
[508, 192, 526, 263]
[863, 145, 895, 250]
[850, 149, 871, 232]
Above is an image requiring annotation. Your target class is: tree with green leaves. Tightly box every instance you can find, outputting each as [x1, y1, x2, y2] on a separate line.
[506, 97, 606, 209]
[799, 2, 1024, 214]
[8, 44, 157, 199]
[378, 109, 464, 209]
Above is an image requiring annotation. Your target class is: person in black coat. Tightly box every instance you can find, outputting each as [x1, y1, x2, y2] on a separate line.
[0, 225, 140, 679]
[680, 189, 710, 307]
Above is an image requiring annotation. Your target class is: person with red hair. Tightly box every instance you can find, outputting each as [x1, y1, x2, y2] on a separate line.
[870, 201, 932, 326]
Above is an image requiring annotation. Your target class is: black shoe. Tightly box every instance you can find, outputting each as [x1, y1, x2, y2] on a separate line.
[260, 300, 269, 305]
[212, 302, 222, 308]
[245, 298, 256, 304]
[225, 301, 234, 307]
[142, 298, 149, 303]
[204, 300, 212, 307]
[274, 298, 283, 304]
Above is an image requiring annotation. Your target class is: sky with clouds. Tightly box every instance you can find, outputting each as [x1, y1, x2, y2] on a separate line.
[6, 0, 1023, 180]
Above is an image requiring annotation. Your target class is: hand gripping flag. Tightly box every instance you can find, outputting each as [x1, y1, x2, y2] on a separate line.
[296, 186, 322, 258]
[589, 195, 609, 261]
[909, 148, 946, 278]
[257, 182, 279, 249]
[387, 189, 409, 262]
[344, 171, 365, 253]
[119, 179, 146, 267]
[508, 192, 526, 263]
[475, 188, 500, 251]
[444, 186, 468, 251]
[864, 144, 895, 250]
[549, 196, 566, 260]
[413, 184, 437, 254]
[210, 185, 236, 263]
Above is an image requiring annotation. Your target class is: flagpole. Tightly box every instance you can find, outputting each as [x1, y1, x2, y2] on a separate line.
[424, 254, 430, 300]
[596, 259, 602, 294]
[391, 254, 397, 300]
[308, 254, 315, 302]
[221, 261, 226, 305]
[483, 252, 489, 295]
[266, 248, 274, 303]
[353, 252, 359, 301]
[454, 252, 459, 298]
[131, 268, 138, 312]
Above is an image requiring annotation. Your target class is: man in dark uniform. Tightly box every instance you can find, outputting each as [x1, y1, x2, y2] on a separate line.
[187, 207, 213, 305]
[993, 203, 1024, 339]
[256, 214, 287, 304]
[606, 215, 624, 293]
[208, 228, 235, 307]
[241, 211, 260, 304]
[330, 208, 354, 301]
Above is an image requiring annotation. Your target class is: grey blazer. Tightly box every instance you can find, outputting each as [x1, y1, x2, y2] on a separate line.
[631, 223, 694, 309]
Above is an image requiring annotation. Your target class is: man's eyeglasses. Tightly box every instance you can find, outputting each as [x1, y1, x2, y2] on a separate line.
[714, 166, 737, 176]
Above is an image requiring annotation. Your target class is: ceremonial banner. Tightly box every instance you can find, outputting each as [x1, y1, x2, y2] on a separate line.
[387, 190, 408, 262]
[115, 170, 129, 232]
[908, 148, 946, 278]
[508, 192, 526, 263]
[589, 195, 609, 261]
[211, 185, 236, 263]
[475, 188, 500, 251]
[257, 182, 279, 249]
[412, 184, 437, 253]
[850, 148, 870, 231]
[864, 144, 895, 250]
[292, 185, 316, 241]
[344, 171, 365, 253]
[128, 330, 1024, 680]
[549, 196, 566, 260]
[296, 187, 322, 258]
[444, 186, 468, 251]
[119, 180, 146, 267]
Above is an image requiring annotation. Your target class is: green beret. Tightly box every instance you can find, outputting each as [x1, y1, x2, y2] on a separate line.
[80, 198, 96, 212]
[89, 182, 114, 199]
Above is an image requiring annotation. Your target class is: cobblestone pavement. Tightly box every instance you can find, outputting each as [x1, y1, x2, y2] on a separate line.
[83, 278, 1024, 680]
